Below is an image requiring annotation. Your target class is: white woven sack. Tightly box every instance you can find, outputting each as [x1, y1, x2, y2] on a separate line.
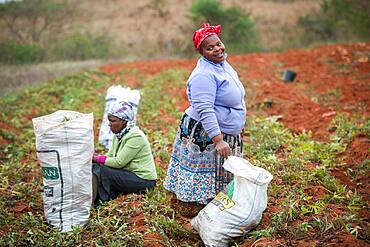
[191, 156, 273, 247]
[32, 110, 94, 232]
[98, 85, 140, 149]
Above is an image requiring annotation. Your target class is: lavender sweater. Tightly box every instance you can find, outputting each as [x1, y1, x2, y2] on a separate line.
[185, 57, 246, 139]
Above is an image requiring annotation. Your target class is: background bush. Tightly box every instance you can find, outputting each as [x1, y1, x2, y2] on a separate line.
[0, 30, 119, 64]
[0, 43, 44, 64]
[48, 29, 120, 61]
[190, 0, 261, 53]
[297, 0, 370, 45]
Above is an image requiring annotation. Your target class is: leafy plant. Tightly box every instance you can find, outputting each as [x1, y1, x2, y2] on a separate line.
[62, 116, 71, 122]
[330, 113, 369, 143]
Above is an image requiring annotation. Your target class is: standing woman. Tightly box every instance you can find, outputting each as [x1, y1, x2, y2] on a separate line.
[163, 23, 246, 211]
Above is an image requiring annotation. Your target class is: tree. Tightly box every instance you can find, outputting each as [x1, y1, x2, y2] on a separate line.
[0, 0, 74, 44]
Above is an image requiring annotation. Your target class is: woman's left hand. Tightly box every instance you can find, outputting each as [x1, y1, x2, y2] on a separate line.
[92, 152, 99, 162]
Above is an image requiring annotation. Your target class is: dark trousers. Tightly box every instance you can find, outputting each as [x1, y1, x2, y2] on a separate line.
[92, 163, 156, 202]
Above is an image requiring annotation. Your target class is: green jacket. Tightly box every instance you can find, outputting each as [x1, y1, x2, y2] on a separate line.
[105, 126, 157, 180]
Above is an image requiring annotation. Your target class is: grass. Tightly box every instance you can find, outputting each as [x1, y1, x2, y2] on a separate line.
[0, 65, 368, 245]
[0, 59, 119, 95]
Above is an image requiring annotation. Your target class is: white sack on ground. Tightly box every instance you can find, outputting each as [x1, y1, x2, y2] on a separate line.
[191, 156, 273, 247]
[32, 110, 94, 232]
[99, 85, 140, 149]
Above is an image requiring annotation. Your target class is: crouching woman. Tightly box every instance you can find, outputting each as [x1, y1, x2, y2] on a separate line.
[92, 101, 157, 202]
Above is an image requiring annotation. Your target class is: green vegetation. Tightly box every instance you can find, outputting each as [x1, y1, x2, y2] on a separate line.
[330, 113, 370, 143]
[297, 0, 370, 46]
[49, 29, 121, 62]
[0, 65, 368, 245]
[62, 116, 71, 122]
[0, 43, 44, 65]
[0, 68, 195, 245]
[243, 116, 368, 243]
[0, 30, 120, 65]
[190, 0, 260, 53]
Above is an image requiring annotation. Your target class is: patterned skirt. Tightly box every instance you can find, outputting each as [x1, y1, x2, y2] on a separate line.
[163, 113, 243, 204]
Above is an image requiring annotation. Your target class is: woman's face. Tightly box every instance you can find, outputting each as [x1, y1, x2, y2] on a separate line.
[200, 34, 225, 63]
[108, 114, 127, 133]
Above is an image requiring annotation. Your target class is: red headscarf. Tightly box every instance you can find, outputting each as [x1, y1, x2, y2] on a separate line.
[192, 23, 221, 51]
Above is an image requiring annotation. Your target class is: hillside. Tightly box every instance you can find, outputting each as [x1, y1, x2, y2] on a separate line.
[0, 0, 322, 94]
[0, 42, 369, 246]
[71, 0, 321, 55]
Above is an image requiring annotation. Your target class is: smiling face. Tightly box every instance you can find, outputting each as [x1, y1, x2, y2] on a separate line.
[108, 114, 127, 134]
[200, 34, 225, 63]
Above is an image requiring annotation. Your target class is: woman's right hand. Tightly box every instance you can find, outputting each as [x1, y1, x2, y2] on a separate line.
[212, 134, 231, 158]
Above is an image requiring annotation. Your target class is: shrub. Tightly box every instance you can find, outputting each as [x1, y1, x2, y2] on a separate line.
[0, 0, 74, 43]
[190, 0, 260, 53]
[49, 29, 121, 61]
[298, 0, 370, 45]
[0, 42, 44, 64]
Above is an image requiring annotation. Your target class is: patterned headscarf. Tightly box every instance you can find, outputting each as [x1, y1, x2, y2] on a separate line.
[109, 101, 136, 140]
[192, 23, 221, 51]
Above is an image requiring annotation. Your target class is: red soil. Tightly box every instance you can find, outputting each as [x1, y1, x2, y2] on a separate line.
[0, 136, 9, 145]
[0, 121, 19, 135]
[143, 232, 165, 247]
[0, 121, 19, 150]
[122, 197, 167, 246]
